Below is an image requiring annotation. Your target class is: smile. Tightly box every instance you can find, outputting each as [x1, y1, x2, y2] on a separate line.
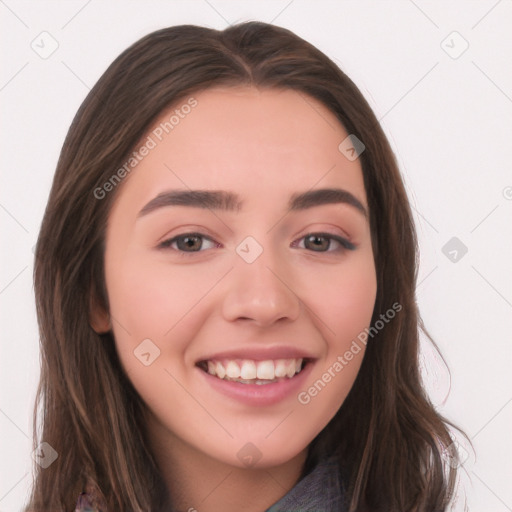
[196, 355, 315, 406]
[197, 358, 306, 384]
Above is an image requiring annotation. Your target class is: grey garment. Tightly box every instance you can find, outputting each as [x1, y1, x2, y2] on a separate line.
[74, 456, 347, 512]
[265, 455, 347, 512]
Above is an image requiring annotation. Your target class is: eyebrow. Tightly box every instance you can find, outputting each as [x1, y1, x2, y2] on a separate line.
[137, 188, 367, 218]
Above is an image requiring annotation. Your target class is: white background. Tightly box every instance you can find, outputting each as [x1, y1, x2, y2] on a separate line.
[1, 1, 511, 510]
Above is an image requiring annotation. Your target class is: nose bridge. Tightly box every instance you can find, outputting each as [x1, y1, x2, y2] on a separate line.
[221, 236, 301, 325]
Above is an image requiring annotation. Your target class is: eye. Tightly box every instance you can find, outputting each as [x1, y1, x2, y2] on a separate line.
[158, 232, 218, 253]
[157, 231, 356, 255]
[292, 232, 356, 252]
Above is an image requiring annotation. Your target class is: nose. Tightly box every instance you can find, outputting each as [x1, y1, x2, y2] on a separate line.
[221, 246, 301, 327]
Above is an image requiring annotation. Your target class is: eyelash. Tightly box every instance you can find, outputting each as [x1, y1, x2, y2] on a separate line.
[157, 231, 356, 256]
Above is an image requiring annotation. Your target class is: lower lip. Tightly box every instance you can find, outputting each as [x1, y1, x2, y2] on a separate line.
[197, 361, 315, 406]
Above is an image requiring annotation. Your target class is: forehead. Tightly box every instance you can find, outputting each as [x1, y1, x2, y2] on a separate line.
[111, 86, 366, 213]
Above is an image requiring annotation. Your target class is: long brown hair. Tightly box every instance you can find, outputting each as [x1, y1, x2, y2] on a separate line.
[27, 21, 460, 511]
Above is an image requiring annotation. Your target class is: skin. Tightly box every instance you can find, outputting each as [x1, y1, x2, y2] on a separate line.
[91, 86, 377, 512]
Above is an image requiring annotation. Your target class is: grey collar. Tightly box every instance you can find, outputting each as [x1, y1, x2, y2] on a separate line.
[265, 455, 347, 512]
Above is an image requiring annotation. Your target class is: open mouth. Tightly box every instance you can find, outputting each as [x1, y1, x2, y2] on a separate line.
[196, 357, 310, 385]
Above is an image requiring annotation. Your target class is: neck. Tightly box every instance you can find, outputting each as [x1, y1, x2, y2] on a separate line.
[147, 416, 308, 512]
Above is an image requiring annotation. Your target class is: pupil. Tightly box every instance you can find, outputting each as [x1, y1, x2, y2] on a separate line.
[306, 235, 328, 251]
[180, 236, 201, 251]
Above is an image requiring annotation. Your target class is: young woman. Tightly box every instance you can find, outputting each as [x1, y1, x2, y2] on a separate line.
[26, 21, 462, 512]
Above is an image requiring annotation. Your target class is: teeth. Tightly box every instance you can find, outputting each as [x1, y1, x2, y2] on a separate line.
[240, 360, 257, 379]
[286, 360, 296, 378]
[274, 359, 288, 378]
[226, 361, 240, 378]
[215, 361, 226, 379]
[201, 358, 304, 382]
[256, 360, 274, 380]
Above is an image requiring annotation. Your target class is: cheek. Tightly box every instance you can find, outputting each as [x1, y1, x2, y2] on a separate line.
[104, 250, 227, 400]
[295, 252, 376, 420]
[105, 249, 214, 341]
[103, 251, 213, 415]
[308, 250, 377, 348]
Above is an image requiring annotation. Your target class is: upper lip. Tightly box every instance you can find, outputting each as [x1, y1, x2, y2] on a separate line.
[195, 346, 317, 364]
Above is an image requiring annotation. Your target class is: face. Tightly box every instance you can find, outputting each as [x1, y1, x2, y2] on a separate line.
[93, 86, 377, 469]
